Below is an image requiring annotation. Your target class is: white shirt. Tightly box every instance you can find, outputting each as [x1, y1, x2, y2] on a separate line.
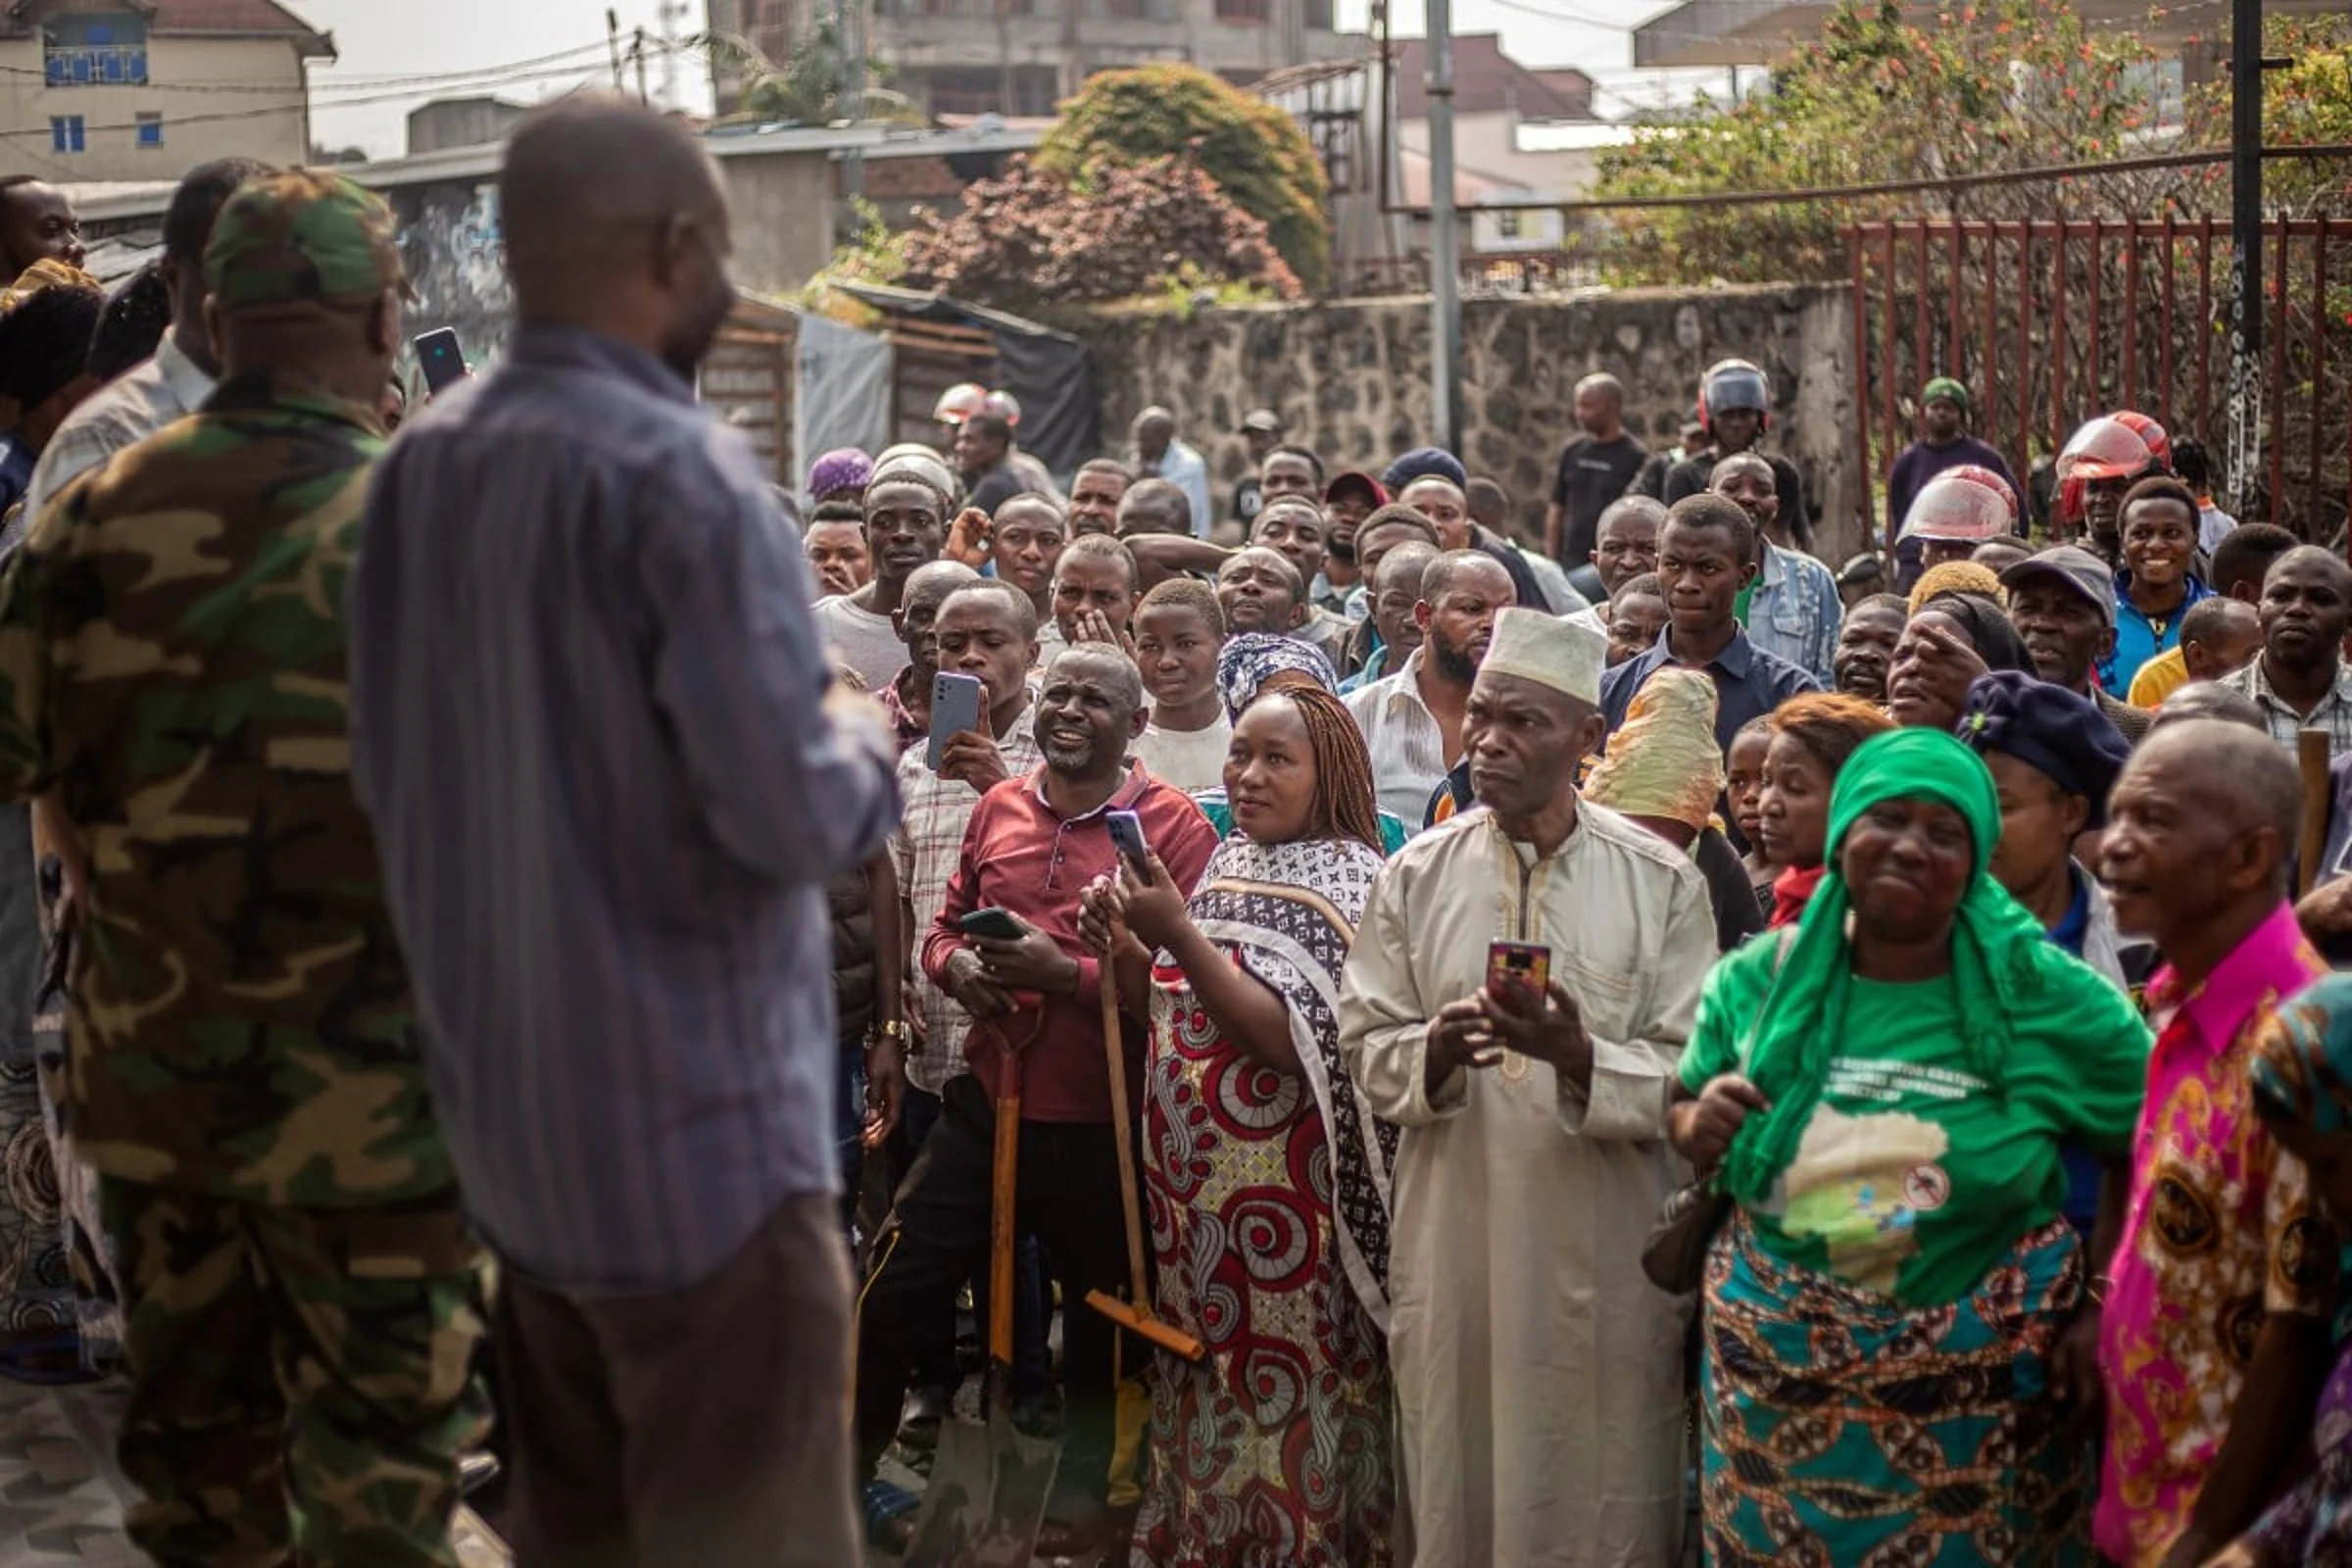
[1339, 804, 1714, 1566]
[1134, 713, 1232, 793]
[812, 595, 908, 692]
[24, 336, 214, 522]
[2198, 501, 2238, 555]
[1344, 648, 1449, 833]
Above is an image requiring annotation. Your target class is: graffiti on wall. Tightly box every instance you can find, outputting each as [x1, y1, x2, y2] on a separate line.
[390, 179, 514, 366]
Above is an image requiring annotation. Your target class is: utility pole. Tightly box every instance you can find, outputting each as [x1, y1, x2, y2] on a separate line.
[634, 26, 651, 105]
[842, 0, 867, 197]
[2226, 0, 2263, 515]
[657, 0, 687, 109]
[1426, 0, 1461, 456]
[607, 8, 624, 89]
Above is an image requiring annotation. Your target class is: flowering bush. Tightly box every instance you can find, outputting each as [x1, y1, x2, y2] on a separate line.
[1037, 64, 1330, 295]
[895, 154, 1302, 315]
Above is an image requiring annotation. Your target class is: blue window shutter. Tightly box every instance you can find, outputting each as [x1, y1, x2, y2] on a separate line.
[69, 117, 85, 153]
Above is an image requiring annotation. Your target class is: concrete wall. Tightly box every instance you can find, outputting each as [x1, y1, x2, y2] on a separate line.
[1077, 283, 1861, 557]
[725, 149, 839, 300]
[0, 35, 311, 182]
[406, 98, 528, 158]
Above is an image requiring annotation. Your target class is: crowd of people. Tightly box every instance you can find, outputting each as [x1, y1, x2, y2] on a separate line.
[10, 92, 2352, 1568]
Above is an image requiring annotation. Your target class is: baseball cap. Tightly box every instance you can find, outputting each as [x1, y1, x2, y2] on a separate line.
[1240, 408, 1284, 435]
[1324, 471, 1386, 509]
[2000, 545, 2119, 627]
[204, 169, 406, 314]
[1836, 552, 1886, 588]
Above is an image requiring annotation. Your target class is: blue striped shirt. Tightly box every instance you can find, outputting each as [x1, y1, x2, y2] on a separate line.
[348, 326, 899, 1294]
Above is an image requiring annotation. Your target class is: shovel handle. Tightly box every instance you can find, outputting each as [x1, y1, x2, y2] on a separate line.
[1101, 917, 1154, 1310]
[989, 1056, 1022, 1369]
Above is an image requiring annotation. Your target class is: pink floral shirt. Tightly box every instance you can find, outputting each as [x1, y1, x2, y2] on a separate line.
[2094, 902, 2339, 1565]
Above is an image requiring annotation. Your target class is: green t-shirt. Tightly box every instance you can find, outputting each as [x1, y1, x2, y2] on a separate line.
[1679, 952, 2148, 1307]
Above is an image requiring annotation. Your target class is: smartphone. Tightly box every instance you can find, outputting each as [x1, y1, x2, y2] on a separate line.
[927, 672, 985, 771]
[413, 328, 468, 395]
[1105, 808, 1150, 877]
[1487, 941, 1551, 999]
[958, 906, 1026, 942]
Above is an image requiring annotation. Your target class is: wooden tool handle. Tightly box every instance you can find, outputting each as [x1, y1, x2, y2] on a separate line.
[2301, 728, 2331, 899]
[1100, 918, 1153, 1308]
[989, 1055, 1022, 1369]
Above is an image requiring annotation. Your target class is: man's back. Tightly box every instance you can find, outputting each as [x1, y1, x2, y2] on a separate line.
[0, 377, 444, 1207]
[351, 325, 898, 1291]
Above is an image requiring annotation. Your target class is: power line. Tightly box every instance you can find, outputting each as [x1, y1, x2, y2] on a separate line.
[1, 54, 684, 141]
[0, 38, 635, 96]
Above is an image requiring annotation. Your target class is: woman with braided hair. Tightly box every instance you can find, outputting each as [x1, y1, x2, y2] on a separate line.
[1080, 683, 1398, 1567]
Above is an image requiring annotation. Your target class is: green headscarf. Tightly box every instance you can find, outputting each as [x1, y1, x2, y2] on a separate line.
[1923, 375, 1971, 412]
[1719, 727, 2110, 1204]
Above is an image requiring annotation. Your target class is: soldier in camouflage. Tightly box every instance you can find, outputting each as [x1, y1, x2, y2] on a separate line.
[0, 170, 485, 1566]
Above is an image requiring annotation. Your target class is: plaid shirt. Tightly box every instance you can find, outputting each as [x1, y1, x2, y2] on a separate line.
[2224, 657, 2352, 760]
[891, 699, 1043, 1094]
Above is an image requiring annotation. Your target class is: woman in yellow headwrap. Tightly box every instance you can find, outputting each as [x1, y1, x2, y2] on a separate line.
[1585, 665, 1765, 954]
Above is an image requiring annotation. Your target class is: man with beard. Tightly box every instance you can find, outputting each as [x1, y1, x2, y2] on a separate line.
[861, 644, 1220, 1552]
[1831, 593, 1906, 704]
[1999, 545, 2154, 743]
[1321, 470, 1385, 613]
[1341, 608, 1715, 1567]
[1345, 550, 1515, 831]
[351, 98, 897, 1564]
[1068, 458, 1131, 537]
[2223, 545, 2352, 758]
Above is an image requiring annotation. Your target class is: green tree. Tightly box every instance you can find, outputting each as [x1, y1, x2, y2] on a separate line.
[2183, 13, 2352, 217]
[695, 21, 907, 125]
[1036, 63, 1330, 295]
[1591, 0, 2172, 284]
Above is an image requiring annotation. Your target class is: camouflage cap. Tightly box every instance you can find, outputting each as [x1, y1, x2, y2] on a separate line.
[205, 168, 405, 313]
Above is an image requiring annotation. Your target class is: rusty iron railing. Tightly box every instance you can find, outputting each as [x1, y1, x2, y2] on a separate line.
[1849, 217, 2352, 547]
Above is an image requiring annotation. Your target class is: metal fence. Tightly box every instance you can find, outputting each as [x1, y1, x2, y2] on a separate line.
[1848, 217, 2352, 544]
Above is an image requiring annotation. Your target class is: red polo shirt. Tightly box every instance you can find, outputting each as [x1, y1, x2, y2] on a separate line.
[923, 764, 1219, 1123]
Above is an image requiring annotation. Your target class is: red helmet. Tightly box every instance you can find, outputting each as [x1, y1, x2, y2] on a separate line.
[1899, 471, 2015, 544]
[932, 382, 988, 425]
[2055, 416, 2156, 484]
[1940, 464, 2020, 523]
[1697, 358, 1771, 436]
[2111, 410, 2172, 471]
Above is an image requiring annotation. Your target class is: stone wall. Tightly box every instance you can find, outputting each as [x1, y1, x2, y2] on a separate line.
[1076, 284, 1861, 561]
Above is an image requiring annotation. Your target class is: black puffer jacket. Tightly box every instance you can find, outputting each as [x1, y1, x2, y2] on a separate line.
[830, 869, 876, 1053]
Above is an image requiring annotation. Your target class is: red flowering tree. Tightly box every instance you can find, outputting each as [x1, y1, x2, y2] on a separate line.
[893, 154, 1302, 316]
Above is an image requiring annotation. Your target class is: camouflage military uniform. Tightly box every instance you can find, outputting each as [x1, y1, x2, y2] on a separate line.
[0, 172, 485, 1568]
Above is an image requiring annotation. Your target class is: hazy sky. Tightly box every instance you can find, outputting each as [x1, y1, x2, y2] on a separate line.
[300, 0, 1705, 161]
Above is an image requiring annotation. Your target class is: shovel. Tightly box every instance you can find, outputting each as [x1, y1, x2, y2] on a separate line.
[903, 1035, 1057, 1568]
[1085, 920, 1206, 1364]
